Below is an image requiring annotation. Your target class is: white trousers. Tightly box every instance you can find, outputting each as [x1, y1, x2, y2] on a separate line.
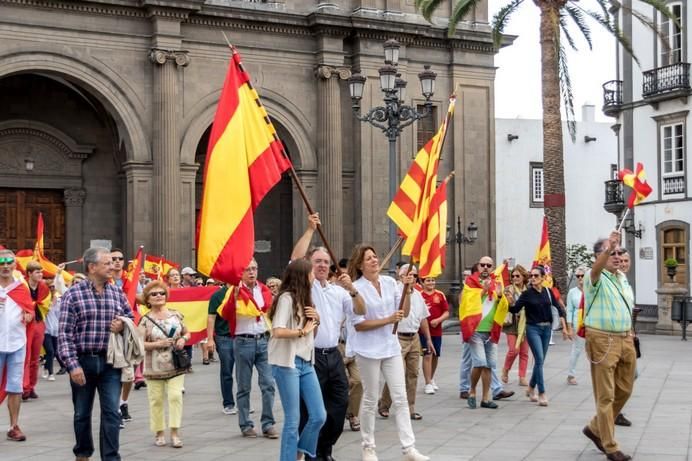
[356, 354, 415, 450]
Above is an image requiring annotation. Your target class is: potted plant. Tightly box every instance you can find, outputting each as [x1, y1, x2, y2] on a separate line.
[664, 258, 679, 281]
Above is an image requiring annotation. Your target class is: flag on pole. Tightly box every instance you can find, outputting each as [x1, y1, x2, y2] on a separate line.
[144, 255, 178, 280]
[417, 174, 452, 278]
[532, 216, 553, 288]
[15, 213, 73, 283]
[34, 213, 44, 257]
[197, 47, 292, 285]
[618, 162, 653, 207]
[387, 97, 455, 249]
[124, 246, 144, 323]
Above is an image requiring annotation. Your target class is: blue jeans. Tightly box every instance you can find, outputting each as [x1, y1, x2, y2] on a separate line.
[70, 355, 122, 460]
[216, 335, 235, 408]
[525, 323, 552, 394]
[233, 335, 275, 432]
[459, 340, 503, 396]
[273, 357, 327, 461]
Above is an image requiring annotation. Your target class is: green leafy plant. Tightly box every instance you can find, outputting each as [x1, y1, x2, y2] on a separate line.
[567, 243, 594, 274]
[664, 258, 679, 268]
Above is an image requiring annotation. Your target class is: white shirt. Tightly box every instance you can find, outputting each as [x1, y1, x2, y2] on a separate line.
[350, 275, 402, 359]
[312, 279, 351, 349]
[235, 282, 267, 335]
[396, 285, 430, 333]
[0, 285, 27, 353]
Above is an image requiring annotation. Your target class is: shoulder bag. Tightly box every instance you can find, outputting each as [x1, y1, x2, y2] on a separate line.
[144, 314, 192, 371]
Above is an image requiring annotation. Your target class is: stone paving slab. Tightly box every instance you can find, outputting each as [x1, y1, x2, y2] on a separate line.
[1, 333, 691, 460]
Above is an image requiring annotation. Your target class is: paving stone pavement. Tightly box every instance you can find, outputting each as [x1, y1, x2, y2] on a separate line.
[1, 333, 691, 460]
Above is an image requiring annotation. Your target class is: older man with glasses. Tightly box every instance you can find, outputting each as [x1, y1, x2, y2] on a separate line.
[581, 232, 637, 461]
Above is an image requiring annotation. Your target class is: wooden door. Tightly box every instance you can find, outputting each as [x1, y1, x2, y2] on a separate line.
[0, 188, 66, 263]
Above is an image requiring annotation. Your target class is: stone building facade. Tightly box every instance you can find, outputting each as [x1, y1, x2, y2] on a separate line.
[0, 0, 499, 282]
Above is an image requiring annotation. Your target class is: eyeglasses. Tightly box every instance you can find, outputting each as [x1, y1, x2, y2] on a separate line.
[575, 274, 584, 279]
[112, 257, 124, 261]
[0, 257, 15, 265]
[530, 274, 542, 278]
[479, 263, 493, 269]
[149, 291, 166, 297]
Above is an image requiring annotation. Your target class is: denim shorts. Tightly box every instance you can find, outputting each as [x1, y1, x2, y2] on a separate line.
[0, 346, 27, 394]
[468, 332, 497, 369]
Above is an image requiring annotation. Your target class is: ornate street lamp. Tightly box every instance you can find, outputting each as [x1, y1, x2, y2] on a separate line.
[347, 39, 437, 273]
[448, 217, 478, 312]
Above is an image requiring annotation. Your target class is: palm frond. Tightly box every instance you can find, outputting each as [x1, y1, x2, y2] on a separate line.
[639, 0, 679, 25]
[490, 0, 525, 48]
[574, 5, 640, 66]
[559, 13, 579, 51]
[448, 0, 482, 36]
[415, 0, 446, 22]
[558, 42, 577, 141]
[563, 5, 592, 50]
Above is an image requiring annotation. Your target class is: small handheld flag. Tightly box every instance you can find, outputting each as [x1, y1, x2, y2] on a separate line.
[618, 162, 653, 208]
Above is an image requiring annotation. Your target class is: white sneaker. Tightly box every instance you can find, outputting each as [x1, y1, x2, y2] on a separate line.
[222, 406, 237, 415]
[424, 384, 435, 395]
[362, 447, 378, 461]
[47, 374, 56, 381]
[402, 447, 430, 461]
[42, 370, 49, 379]
[431, 380, 439, 391]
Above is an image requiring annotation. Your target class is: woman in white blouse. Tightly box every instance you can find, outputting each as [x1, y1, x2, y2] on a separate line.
[346, 245, 430, 461]
[268, 259, 326, 461]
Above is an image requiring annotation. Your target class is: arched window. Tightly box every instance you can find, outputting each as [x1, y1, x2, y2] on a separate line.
[659, 223, 688, 285]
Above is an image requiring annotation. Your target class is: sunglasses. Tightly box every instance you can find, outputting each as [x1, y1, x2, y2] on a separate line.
[112, 257, 125, 261]
[575, 274, 584, 279]
[0, 257, 15, 265]
[530, 274, 542, 278]
[149, 291, 166, 297]
[479, 263, 493, 269]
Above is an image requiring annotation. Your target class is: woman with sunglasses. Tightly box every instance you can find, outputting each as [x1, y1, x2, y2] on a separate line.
[501, 265, 530, 386]
[138, 280, 190, 448]
[566, 267, 587, 385]
[506, 266, 569, 406]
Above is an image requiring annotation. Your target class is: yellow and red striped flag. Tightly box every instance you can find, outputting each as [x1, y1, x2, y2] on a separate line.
[387, 97, 455, 250]
[532, 216, 553, 288]
[618, 162, 653, 207]
[197, 47, 291, 285]
[417, 174, 452, 278]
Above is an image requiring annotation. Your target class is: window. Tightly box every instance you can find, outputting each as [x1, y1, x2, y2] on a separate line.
[661, 122, 686, 195]
[610, 164, 618, 180]
[530, 162, 544, 207]
[416, 105, 437, 151]
[660, 3, 684, 66]
[660, 225, 688, 285]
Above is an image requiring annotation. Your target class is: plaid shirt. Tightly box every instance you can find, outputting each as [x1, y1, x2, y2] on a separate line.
[584, 269, 632, 333]
[58, 279, 133, 372]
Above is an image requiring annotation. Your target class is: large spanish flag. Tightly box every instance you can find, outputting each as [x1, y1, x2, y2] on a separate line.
[387, 97, 455, 249]
[197, 48, 292, 285]
[417, 173, 451, 278]
[618, 162, 653, 207]
[458, 263, 509, 343]
[532, 216, 553, 288]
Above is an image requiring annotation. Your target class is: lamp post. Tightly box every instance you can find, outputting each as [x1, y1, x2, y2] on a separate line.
[448, 217, 478, 313]
[347, 39, 437, 273]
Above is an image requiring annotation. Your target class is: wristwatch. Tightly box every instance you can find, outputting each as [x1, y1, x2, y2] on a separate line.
[349, 290, 358, 298]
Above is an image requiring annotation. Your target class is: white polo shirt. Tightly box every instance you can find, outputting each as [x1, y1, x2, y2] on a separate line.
[350, 275, 401, 360]
[0, 285, 27, 353]
[235, 282, 268, 336]
[312, 279, 351, 349]
[396, 285, 430, 334]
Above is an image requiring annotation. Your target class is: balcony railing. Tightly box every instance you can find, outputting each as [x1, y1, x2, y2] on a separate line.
[642, 62, 691, 99]
[602, 80, 623, 116]
[603, 179, 626, 216]
[663, 175, 686, 195]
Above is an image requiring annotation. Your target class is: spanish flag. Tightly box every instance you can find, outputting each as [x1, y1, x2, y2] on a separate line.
[458, 263, 509, 343]
[618, 162, 653, 207]
[124, 247, 144, 323]
[197, 47, 292, 285]
[143, 255, 178, 280]
[532, 217, 553, 288]
[387, 97, 455, 251]
[34, 212, 45, 256]
[219, 283, 273, 332]
[417, 173, 451, 278]
[15, 213, 73, 284]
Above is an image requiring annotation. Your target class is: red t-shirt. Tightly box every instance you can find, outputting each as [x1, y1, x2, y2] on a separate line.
[420, 290, 448, 337]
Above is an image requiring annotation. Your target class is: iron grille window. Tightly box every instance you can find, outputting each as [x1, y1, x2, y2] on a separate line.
[416, 105, 437, 151]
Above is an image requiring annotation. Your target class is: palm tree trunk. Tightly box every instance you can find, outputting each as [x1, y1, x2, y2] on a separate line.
[537, 0, 568, 293]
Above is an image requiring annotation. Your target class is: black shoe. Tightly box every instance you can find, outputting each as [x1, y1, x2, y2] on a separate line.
[459, 391, 469, 399]
[493, 390, 514, 400]
[29, 390, 39, 399]
[120, 404, 132, 422]
[480, 400, 498, 409]
[614, 413, 632, 427]
[56, 367, 67, 375]
[134, 381, 147, 390]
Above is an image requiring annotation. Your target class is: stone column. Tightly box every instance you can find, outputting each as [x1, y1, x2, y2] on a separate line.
[63, 188, 86, 260]
[315, 65, 350, 258]
[656, 282, 689, 335]
[149, 48, 189, 262]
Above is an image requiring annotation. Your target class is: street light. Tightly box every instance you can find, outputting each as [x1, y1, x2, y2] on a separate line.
[448, 217, 478, 310]
[347, 39, 437, 273]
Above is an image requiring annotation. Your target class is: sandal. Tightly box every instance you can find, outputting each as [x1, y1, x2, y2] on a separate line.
[378, 408, 389, 418]
[348, 415, 361, 431]
[567, 376, 578, 385]
[154, 435, 166, 447]
[526, 389, 538, 402]
[171, 435, 183, 448]
[202, 358, 210, 365]
[410, 412, 423, 420]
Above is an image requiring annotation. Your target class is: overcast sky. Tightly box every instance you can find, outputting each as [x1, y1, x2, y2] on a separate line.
[490, 0, 617, 122]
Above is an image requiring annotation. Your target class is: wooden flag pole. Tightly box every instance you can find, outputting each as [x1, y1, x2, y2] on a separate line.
[62, 258, 83, 266]
[379, 237, 404, 274]
[616, 208, 630, 233]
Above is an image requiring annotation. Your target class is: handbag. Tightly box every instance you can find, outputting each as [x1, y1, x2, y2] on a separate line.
[144, 314, 192, 371]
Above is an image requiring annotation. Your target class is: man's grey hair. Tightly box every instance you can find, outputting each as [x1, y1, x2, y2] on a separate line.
[83, 247, 111, 274]
[306, 246, 330, 262]
[593, 238, 609, 255]
[575, 266, 587, 274]
[0, 248, 15, 258]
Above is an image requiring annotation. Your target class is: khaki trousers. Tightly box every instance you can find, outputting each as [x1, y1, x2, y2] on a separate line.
[338, 343, 363, 417]
[379, 334, 421, 413]
[585, 328, 636, 454]
[146, 374, 185, 433]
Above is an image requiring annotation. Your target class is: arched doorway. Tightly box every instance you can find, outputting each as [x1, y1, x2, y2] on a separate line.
[0, 73, 126, 260]
[194, 124, 294, 282]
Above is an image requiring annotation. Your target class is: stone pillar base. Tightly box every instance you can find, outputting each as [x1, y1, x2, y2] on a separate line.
[655, 283, 689, 336]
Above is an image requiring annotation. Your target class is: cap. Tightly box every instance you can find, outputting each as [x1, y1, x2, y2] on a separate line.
[181, 266, 196, 275]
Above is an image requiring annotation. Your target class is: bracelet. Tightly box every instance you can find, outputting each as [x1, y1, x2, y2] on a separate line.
[297, 329, 305, 338]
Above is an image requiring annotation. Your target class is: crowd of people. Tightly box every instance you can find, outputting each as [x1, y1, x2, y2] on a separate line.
[0, 220, 638, 461]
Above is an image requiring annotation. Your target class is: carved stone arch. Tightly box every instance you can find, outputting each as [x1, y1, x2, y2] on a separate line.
[0, 47, 149, 163]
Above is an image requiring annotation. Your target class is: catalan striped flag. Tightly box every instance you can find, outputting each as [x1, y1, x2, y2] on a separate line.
[532, 216, 553, 288]
[458, 262, 509, 343]
[618, 162, 653, 207]
[387, 97, 455, 251]
[417, 173, 452, 278]
[197, 47, 292, 285]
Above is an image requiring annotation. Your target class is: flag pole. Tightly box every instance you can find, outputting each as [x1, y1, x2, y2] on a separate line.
[379, 237, 404, 274]
[616, 208, 630, 233]
[392, 255, 416, 334]
[61, 258, 83, 266]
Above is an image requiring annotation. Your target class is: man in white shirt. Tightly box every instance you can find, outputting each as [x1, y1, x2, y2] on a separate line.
[378, 264, 433, 421]
[290, 213, 365, 461]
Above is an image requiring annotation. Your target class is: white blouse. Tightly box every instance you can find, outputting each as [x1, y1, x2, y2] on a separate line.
[350, 275, 402, 359]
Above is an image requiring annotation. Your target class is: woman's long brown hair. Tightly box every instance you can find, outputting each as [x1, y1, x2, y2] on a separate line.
[267, 258, 313, 323]
[346, 244, 377, 281]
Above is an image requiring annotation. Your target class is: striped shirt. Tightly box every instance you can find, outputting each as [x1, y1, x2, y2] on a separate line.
[58, 279, 133, 372]
[583, 269, 632, 333]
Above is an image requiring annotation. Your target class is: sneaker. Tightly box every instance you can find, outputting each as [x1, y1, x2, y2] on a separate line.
[431, 380, 439, 391]
[424, 384, 435, 395]
[222, 406, 237, 415]
[119, 417, 125, 429]
[42, 369, 49, 379]
[7, 425, 26, 442]
[242, 427, 258, 438]
[402, 447, 430, 461]
[263, 426, 279, 439]
[120, 403, 132, 422]
[362, 446, 378, 461]
[250, 407, 255, 414]
[48, 374, 56, 381]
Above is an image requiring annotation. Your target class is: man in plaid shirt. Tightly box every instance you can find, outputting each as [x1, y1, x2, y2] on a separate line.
[58, 247, 133, 461]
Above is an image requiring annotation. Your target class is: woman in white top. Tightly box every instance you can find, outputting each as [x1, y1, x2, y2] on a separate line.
[346, 245, 429, 461]
[268, 259, 326, 461]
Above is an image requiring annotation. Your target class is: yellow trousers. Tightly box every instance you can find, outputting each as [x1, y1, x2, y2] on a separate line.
[146, 374, 185, 433]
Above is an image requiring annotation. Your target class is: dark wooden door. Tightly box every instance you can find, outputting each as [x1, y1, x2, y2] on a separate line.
[0, 188, 66, 263]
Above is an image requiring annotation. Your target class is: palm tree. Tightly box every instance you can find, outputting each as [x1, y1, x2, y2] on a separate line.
[416, 0, 673, 291]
